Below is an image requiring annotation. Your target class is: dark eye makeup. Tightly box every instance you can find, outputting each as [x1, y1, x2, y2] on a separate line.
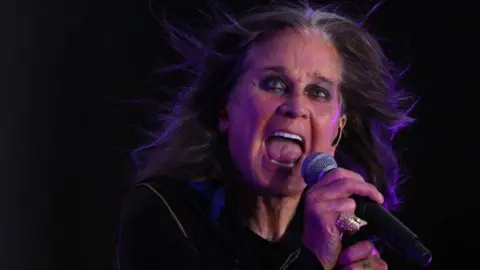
[259, 74, 332, 101]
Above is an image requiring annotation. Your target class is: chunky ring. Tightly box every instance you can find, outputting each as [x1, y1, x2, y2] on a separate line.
[336, 212, 368, 232]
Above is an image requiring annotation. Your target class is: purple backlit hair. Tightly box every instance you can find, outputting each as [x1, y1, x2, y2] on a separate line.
[132, 1, 416, 210]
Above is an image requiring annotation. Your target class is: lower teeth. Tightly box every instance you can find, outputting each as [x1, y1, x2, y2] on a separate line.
[270, 159, 295, 168]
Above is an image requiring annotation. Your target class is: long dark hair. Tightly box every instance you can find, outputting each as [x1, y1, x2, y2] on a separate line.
[132, 2, 415, 210]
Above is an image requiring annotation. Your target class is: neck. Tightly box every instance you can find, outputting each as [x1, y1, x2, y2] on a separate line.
[232, 186, 303, 242]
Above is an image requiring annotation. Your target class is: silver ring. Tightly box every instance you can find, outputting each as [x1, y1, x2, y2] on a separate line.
[336, 212, 368, 232]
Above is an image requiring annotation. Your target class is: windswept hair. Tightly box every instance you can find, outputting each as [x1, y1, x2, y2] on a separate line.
[132, 1, 416, 210]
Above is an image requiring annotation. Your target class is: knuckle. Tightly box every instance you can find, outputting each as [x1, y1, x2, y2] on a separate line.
[326, 198, 354, 212]
[368, 182, 379, 191]
[345, 198, 356, 210]
[376, 258, 388, 270]
[326, 168, 342, 180]
[349, 170, 365, 181]
[363, 182, 379, 195]
[337, 177, 351, 189]
[305, 192, 326, 209]
[360, 240, 374, 250]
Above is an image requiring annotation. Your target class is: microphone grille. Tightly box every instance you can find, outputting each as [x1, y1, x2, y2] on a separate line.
[301, 153, 337, 186]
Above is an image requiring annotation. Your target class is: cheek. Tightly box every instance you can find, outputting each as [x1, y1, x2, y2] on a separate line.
[227, 91, 276, 152]
[311, 104, 342, 147]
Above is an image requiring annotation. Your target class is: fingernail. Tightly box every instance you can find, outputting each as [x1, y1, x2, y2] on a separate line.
[371, 247, 378, 256]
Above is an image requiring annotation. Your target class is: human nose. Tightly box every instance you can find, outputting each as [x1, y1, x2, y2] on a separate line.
[277, 94, 309, 119]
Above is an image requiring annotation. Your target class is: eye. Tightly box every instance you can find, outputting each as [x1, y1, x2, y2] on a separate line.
[305, 84, 331, 100]
[259, 75, 288, 95]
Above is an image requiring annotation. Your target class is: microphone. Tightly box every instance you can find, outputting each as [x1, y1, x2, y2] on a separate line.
[301, 152, 432, 268]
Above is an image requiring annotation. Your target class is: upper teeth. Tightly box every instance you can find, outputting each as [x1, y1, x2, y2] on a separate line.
[273, 132, 303, 143]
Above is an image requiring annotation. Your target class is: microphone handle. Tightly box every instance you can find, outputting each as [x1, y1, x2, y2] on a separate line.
[352, 195, 432, 267]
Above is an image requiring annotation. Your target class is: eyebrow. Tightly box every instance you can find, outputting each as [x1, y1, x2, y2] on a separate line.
[260, 65, 334, 87]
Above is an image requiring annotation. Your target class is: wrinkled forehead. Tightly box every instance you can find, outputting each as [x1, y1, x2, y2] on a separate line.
[243, 27, 342, 85]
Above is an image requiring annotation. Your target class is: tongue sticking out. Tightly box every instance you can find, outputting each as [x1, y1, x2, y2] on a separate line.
[266, 138, 303, 165]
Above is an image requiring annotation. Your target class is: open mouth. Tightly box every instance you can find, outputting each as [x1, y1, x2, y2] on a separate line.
[265, 131, 305, 168]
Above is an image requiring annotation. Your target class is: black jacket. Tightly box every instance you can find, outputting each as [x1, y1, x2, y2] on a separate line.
[115, 177, 324, 270]
[115, 177, 416, 270]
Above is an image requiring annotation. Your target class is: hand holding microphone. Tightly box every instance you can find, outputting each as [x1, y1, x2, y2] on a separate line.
[301, 154, 386, 269]
[301, 153, 432, 269]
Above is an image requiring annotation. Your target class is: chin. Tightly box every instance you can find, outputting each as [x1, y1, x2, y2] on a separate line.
[234, 148, 306, 197]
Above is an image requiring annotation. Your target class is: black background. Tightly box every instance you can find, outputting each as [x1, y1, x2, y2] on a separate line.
[1, 0, 479, 269]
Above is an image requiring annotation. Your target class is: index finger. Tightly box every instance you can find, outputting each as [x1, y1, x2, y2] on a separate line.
[313, 177, 384, 204]
[310, 168, 365, 188]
